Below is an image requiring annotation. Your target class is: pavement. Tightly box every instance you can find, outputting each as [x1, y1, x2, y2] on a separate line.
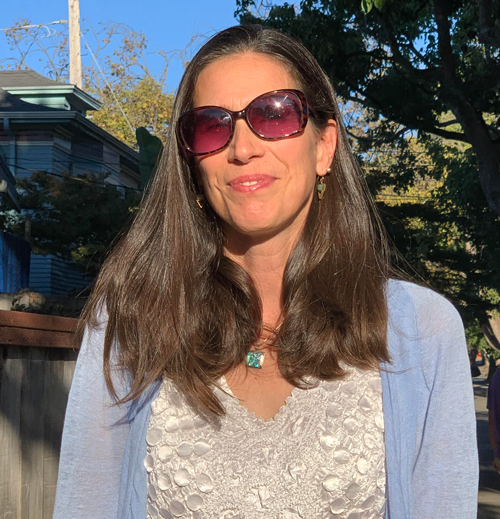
[475, 371, 500, 518]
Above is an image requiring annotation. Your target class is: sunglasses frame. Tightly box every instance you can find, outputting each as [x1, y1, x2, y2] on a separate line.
[177, 89, 310, 156]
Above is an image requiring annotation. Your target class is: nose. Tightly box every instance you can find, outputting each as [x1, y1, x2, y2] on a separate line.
[226, 118, 264, 164]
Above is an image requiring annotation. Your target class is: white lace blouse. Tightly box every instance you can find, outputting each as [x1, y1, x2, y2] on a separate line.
[145, 367, 386, 519]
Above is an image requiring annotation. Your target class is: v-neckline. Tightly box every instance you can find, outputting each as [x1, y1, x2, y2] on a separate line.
[219, 375, 315, 423]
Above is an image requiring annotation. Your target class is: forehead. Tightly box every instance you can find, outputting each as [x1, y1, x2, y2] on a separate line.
[193, 52, 299, 109]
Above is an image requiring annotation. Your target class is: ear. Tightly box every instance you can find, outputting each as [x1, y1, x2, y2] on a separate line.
[316, 119, 337, 177]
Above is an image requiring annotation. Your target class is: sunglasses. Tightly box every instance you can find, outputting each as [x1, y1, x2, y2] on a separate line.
[177, 89, 309, 156]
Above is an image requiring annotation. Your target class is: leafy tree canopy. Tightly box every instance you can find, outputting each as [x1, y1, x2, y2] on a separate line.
[236, 0, 500, 215]
[1, 171, 141, 277]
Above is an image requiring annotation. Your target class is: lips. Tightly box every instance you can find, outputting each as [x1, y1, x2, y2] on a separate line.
[228, 174, 276, 193]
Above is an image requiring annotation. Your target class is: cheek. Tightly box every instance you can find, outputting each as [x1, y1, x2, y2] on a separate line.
[288, 141, 320, 185]
[196, 161, 219, 191]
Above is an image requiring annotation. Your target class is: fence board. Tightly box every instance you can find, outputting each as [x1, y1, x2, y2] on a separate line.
[42, 351, 63, 519]
[0, 345, 23, 519]
[42, 348, 76, 519]
[20, 348, 45, 519]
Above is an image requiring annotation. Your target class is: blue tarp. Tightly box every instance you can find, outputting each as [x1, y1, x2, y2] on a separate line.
[0, 231, 31, 292]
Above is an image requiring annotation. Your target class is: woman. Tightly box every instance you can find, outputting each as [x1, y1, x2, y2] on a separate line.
[53, 25, 478, 518]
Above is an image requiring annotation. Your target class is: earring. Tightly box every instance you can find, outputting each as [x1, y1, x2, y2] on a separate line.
[196, 193, 206, 209]
[317, 176, 326, 200]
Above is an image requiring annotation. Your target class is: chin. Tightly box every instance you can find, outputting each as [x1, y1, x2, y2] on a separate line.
[225, 208, 277, 232]
[231, 221, 276, 238]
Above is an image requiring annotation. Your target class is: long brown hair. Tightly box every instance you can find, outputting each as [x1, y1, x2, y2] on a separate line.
[79, 25, 391, 415]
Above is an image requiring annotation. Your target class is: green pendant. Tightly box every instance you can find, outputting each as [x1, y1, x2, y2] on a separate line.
[317, 181, 326, 200]
[246, 351, 265, 369]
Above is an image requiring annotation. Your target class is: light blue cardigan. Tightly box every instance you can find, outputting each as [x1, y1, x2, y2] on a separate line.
[53, 280, 478, 518]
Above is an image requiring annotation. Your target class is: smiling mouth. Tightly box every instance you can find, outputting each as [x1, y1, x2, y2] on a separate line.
[228, 175, 276, 193]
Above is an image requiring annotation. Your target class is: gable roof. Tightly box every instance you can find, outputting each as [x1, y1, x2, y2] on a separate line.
[0, 69, 62, 88]
[0, 69, 101, 112]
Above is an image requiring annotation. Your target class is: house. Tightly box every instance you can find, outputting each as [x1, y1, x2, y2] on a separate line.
[0, 69, 140, 187]
[0, 69, 141, 297]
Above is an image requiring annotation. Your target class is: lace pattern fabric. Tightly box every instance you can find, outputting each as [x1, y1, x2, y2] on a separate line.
[146, 368, 386, 519]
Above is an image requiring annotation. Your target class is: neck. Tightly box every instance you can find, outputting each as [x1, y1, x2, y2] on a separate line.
[224, 228, 299, 326]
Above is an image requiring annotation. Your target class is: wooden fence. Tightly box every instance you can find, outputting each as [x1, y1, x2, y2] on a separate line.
[0, 310, 78, 519]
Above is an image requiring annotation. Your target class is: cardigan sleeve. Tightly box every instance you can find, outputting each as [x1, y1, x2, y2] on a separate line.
[53, 321, 131, 519]
[410, 285, 478, 519]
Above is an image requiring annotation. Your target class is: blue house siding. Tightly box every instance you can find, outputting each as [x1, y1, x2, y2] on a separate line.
[29, 254, 91, 297]
[0, 143, 10, 170]
[52, 146, 72, 175]
[17, 141, 54, 178]
[0, 232, 31, 292]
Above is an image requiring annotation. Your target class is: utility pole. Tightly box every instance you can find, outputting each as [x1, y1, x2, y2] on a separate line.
[68, 0, 82, 88]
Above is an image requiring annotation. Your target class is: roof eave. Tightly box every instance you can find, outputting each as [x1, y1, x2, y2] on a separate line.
[3, 84, 102, 111]
[0, 111, 139, 166]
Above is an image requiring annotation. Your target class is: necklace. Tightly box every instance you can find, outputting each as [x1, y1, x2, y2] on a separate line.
[246, 321, 283, 369]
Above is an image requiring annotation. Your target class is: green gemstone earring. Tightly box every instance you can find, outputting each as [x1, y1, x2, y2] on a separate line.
[317, 167, 331, 201]
[317, 176, 326, 200]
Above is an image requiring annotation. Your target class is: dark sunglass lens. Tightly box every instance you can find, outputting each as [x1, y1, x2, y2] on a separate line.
[180, 109, 232, 154]
[248, 92, 303, 138]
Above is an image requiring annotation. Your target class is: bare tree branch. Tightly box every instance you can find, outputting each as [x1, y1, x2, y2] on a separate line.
[435, 119, 459, 127]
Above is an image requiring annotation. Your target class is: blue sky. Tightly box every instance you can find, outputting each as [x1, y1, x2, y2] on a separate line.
[1, 0, 241, 91]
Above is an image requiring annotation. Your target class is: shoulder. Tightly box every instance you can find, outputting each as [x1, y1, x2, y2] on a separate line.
[76, 305, 131, 397]
[386, 278, 463, 336]
[385, 279, 467, 388]
[79, 304, 109, 357]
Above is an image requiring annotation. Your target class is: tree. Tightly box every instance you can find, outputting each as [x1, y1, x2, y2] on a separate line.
[1, 19, 185, 147]
[236, 0, 500, 215]
[3, 171, 141, 277]
[236, 0, 500, 337]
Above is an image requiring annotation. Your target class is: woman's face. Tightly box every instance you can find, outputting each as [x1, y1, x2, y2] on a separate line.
[193, 52, 336, 243]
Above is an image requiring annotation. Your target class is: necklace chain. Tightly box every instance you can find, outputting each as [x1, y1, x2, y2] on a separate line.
[256, 320, 283, 348]
[246, 321, 284, 369]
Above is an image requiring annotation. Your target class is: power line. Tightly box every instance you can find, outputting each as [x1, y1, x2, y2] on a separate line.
[0, 162, 144, 193]
[2, 153, 137, 169]
[0, 20, 67, 33]
[376, 193, 431, 200]
[81, 33, 135, 134]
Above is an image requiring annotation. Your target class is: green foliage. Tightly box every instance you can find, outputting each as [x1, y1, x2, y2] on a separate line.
[466, 321, 499, 360]
[361, 0, 387, 14]
[368, 131, 500, 325]
[136, 127, 164, 188]
[2, 172, 141, 277]
[82, 25, 175, 148]
[87, 68, 174, 149]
